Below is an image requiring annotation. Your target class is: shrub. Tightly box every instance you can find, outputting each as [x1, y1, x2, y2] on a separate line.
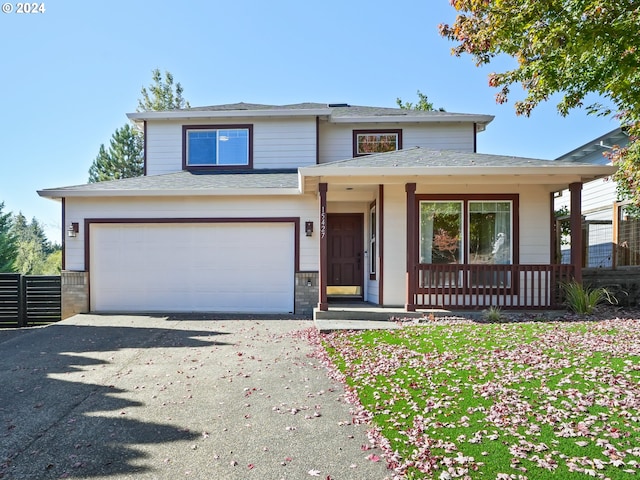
[562, 281, 616, 314]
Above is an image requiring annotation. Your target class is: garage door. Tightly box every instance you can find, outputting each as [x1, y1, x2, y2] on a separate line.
[90, 223, 295, 313]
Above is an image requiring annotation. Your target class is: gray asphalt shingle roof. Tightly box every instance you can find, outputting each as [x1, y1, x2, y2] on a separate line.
[305, 146, 595, 169]
[39, 170, 299, 194]
[185, 102, 328, 111]
[164, 102, 481, 120]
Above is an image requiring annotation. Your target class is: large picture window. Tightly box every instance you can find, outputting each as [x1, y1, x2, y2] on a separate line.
[418, 196, 517, 290]
[420, 201, 463, 264]
[419, 199, 513, 265]
[183, 125, 252, 169]
[353, 129, 402, 156]
[469, 201, 512, 265]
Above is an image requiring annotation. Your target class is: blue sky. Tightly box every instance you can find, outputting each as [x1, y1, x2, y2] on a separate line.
[0, 0, 616, 242]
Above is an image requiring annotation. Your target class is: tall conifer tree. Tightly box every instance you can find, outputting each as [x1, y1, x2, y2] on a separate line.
[88, 69, 189, 183]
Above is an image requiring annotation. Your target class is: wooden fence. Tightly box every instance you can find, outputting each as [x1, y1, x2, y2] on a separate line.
[0, 274, 61, 327]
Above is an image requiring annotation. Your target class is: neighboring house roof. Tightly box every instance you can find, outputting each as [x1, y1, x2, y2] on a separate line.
[126, 102, 495, 130]
[555, 127, 628, 164]
[38, 170, 300, 198]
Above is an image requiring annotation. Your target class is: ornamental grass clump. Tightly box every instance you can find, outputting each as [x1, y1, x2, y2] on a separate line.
[562, 280, 615, 314]
[482, 305, 504, 322]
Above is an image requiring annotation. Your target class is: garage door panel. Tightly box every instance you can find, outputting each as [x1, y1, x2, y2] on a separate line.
[90, 223, 295, 313]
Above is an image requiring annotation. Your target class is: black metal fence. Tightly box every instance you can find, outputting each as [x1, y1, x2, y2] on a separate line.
[0, 274, 61, 327]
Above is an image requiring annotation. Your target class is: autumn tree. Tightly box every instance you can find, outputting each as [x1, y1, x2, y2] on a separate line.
[11, 213, 61, 275]
[439, 1, 640, 207]
[88, 69, 190, 183]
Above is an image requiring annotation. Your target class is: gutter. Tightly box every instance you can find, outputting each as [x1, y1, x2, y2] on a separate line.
[128, 109, 332, 122]
[37, 187, 303, 199]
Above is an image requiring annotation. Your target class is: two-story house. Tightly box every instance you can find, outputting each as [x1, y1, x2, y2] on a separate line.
[38, 102, 615, 317]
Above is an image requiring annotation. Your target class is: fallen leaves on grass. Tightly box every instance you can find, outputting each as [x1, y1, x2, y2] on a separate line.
[311, 315, 640, 479]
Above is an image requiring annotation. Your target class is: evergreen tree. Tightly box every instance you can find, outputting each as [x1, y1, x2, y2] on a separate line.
[138, 69, 190, 112]
[396, 90, 444, 111]
[0, 202, 18, 273]
[88, 69, 190, 183]
[88, 124, 143, 183]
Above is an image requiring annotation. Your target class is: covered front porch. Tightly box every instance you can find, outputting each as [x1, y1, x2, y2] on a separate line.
[299, 148, 616, 313]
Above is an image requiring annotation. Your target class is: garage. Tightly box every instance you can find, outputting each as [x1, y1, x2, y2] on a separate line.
[89, 222, 295, 313]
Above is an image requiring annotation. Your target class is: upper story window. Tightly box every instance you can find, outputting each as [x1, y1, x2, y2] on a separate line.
[183, 125, 253, 169]
[353, 129, 402, 157]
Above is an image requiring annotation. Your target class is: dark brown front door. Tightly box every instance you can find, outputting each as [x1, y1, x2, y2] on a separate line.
[327, 214, 363, 297]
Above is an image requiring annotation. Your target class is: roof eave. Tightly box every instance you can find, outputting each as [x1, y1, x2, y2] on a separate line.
[127, 109, 332, 122]
[299, 165, 616, 182]
[37, 187, 302, 199]
[328, 114, 495, 126]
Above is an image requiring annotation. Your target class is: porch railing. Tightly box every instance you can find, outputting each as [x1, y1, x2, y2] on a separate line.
[414, 264, 575, 310]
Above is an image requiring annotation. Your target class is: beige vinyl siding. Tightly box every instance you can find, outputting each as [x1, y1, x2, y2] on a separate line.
[518, 186, 552, 264]
[64, 195, 318, 272]
[145, 118, 317, 175]
[145, 122, 182, 175]
[252, 118, 317, 169]
[319, 122, 475, 164]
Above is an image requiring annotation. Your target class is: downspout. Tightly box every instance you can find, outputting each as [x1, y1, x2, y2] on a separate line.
[143, 120, 148, 176]
[315, 116, 320, 165]
[473, 123, 477, 153]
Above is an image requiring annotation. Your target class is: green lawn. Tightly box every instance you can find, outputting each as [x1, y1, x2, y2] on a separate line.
[321, 319, 640, 479]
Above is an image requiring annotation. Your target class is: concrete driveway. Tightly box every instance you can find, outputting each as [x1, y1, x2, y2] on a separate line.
[0, 314, 389, 479]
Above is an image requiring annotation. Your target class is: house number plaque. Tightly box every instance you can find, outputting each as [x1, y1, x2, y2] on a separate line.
[320, 208, 327, 239]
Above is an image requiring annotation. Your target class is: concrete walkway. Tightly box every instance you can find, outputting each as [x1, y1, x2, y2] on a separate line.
[0, 315, 389, 479]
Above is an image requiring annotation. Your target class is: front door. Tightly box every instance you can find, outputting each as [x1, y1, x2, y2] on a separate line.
[327, 213, 363, 298]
